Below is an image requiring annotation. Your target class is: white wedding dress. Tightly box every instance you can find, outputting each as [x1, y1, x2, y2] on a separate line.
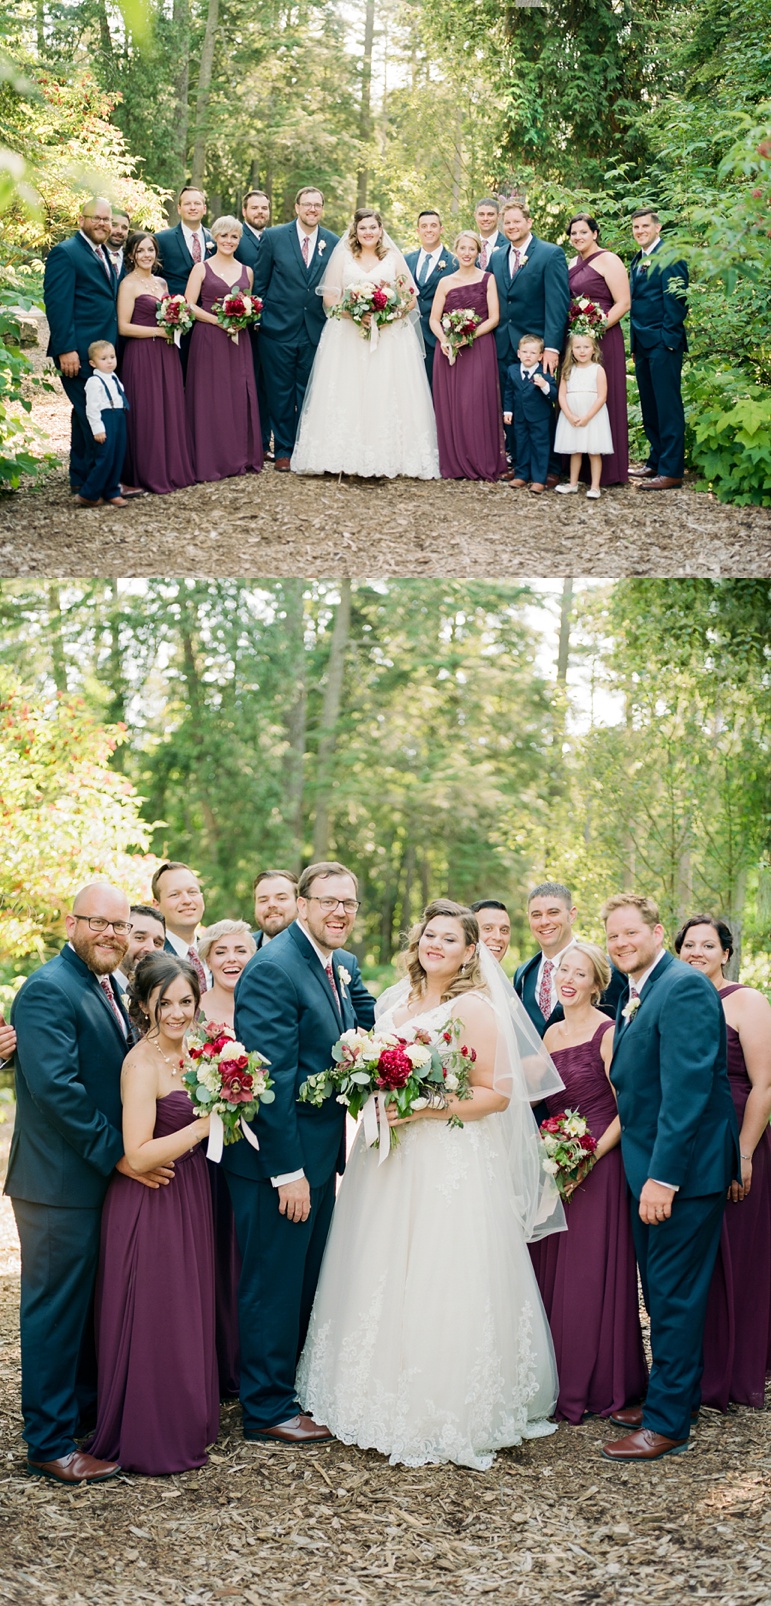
[290, 246, 440, 479]
[296, 992, 560, 1470]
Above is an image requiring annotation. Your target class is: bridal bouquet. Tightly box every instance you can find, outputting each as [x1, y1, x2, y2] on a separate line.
[330, 275, 415, 345]
[155, 294, 195, 343]
[211, 290, 263, 344]
[567, 296, 608, 339]
[539, 1109, 597, 1199]
[440, 306, 481, 365]
[183, 1020, 273, 1160]
[298, 1016, 475, 1157]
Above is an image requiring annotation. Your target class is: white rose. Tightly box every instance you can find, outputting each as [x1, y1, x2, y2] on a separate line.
[410, 1097, 429, 1111]
[542, 1158, 559, 1176]
[444, 1072, 459, 1092]
[406, 1044, 431, 1068]
[219, 1040, 247, 1061]
[338, 966, 352, 988]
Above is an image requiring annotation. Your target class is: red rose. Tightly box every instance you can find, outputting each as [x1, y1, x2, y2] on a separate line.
[188, 1044, 204, 1060]
[442, 1031, 452, 1043]
[376, 1047, 413, 1090]
[581, 1134, 597, 1152]
[372, 287, 389, 311]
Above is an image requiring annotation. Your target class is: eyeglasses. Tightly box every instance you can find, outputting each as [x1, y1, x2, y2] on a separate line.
[306, 897, 360, 914]
[72, 916, 133, 935]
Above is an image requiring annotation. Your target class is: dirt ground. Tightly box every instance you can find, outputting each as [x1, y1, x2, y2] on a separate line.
[1, 364, 770, 579]
[1, 1120, 771, 1606]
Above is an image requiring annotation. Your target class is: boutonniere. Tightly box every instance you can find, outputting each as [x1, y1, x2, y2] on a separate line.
[318, 240, 327, 255]
[621, 995, 641, 1021]
[438, 259, 446, 270]
[338, 965, 351, 989]
[120, 992, 130, 1010]
[519, 254, 529, 266]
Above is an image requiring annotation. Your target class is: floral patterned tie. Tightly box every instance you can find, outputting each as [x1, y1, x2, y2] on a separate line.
[191, 232, 202, 264]
[301, 233, 310, 268]
[99, 975, 126, 1035]
[325, 959, 341, 1016]
[187, 946, 207, 992]
[538, 959, 554, 1020]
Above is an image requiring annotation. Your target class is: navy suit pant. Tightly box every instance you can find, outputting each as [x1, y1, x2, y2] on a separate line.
[12, 1200, 102, 1462]
[79, 410, 126, 503]
[59, 372, 96, 489]
[631, 1190, 725, 1441]
[260, 336, 317, 458]
[634, 345, 685, 478]
[226, 1170, 336, 1429]
[249, 331, 273, 451]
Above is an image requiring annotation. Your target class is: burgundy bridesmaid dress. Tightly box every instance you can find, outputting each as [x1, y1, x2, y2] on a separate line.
[568, 252, 629, 485]
[701, 984, 771, 1410]
[186, 261, 264, 482]
[531, 1020, 648, 1423]
[208, 1160, 241, 1397]
[122, 294, 196, 493]
[432, 277, 507, 481]
[90, 1092, 219, 1473]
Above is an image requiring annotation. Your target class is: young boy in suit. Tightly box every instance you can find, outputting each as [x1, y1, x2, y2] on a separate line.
[502, 333, 558, 493]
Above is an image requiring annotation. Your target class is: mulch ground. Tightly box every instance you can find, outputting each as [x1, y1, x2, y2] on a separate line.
[1, 361, 770, 579]
[1, 1120, 770, 1606]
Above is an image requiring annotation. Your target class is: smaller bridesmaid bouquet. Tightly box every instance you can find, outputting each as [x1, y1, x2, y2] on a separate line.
[211, 290, 263, 344]
[440, 307, 481, 365]
[183, 1020, 273, 1161]
[539, 1109, 597, 1200]
[155, 294, 195, 344]
[567, 296, 608, 339]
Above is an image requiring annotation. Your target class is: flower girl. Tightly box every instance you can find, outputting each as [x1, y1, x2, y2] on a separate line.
[554, 331, 614, 499]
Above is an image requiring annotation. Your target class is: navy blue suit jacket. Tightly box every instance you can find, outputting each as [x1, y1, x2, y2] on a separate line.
[629, 239, 689, 355]
[235, 225, 265, 274]
[515, 947, 626, 1036]
[503, 362, 558, 421]
[225, 922, 375, 1188]
[610, 952, 739, 1198]
[490, 236, 570, 362]
[5, 945, 128, 1208]
[252, 222, 340, 348]
[403, 249, 458, 351]
[43, 233, 119, 369]
[154, 223, 216, 299]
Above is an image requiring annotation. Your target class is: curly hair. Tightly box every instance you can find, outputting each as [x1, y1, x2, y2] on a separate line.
[402, 899, 486, 1004]
[128, 951, 200, 1038]
[561, 941, 611, 1006]
[347, 208, 388, 260]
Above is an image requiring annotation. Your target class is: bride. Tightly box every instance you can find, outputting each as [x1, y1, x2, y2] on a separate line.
[296, 899, 566, 1470]
[290, 207, 440, 479]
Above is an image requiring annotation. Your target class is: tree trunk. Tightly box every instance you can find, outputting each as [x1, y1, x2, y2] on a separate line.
[356, 0, 376, 209]
[281, 582, 307, 867]
[47, 583, 67, 694]
[170, 0, 191, 218]
[190, 0, 221, 191]
[451, 103, 463, 217]
[312, 582, 352, 860]
[178, 593, 220, 852]
[548, 578, 573, 803]
[726, 864, 747, 980]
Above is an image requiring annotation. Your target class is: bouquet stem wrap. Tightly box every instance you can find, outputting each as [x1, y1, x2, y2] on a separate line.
[207, 1108, 262, 1164]
[361, 1091, 393, 1164]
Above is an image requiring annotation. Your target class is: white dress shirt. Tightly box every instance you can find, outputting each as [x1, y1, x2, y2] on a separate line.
[296, 221, 319, 262]
[508, 232, 533, 275]
[79, 231, 113, 280]
[478, 231, 502, 267]
[84, 371, 126, 437]
[107, 246, 124, 275]
[181, 222, 208, 262]
[272, 919, 337, 1188]
[536, 939, 575, 1016]
[243, 223, 264, 243]
[416, 246, 442, 283]
[165, 928, 212, 988]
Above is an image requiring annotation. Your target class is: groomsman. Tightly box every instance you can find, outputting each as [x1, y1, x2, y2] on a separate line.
[151, 860, 209, 991]
[601, 894, 739, 1462]
[105, 209, 130, 278]
[474, 198, 505, 268]
[489, 201, 569, 465]
[236, 190, 273, 456]
[224, 861, 375, 1443]
[113, 903, 167, 992]
[252, 187, 339, 471]
[43, 196, 119, 492]
[404, 211, 457, 390]
[515, 880, 624, 1034]
[5, 883, 172, 1483]
[155, 187, 215, 375]
[629, 208, 689, 490]
[471, 899, 511, 964]
[252, 868, 299, 948]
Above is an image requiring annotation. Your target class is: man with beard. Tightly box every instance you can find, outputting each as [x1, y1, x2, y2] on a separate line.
[252, 869, 299, 948]
[5, 884, 173, 1484]
[113, 903, 167, 994]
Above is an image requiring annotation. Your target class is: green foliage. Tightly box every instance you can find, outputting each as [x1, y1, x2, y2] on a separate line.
[685, 366, 771, 506]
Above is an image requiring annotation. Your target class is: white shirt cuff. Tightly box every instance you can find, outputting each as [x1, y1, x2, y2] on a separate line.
[271, 1169, 305, 1187]
[650, 1179, 679, 1191]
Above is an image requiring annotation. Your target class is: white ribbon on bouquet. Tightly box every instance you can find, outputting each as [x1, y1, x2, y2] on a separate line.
[361, 1091, 393, 1165]
[206, 1109, 262, 1164]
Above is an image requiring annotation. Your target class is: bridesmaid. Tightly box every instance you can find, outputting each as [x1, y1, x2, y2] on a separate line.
[89, 953, 219, 1474]
[185, 216, 263, 482]
[532, 941, 648, 1423]
[197, 920, 257, 1399]
[566, 213, 630, 486]
[429, 229, 507, 481]
[676, 915, 771, 1410]
[117, 232, 196, 494]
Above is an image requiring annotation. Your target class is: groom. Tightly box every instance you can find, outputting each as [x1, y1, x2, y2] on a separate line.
[252, 187, 339, 471]
[224, 860, 375, 1443]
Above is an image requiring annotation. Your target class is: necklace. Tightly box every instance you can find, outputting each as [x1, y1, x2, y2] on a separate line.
[154, 1038, 183, 1074]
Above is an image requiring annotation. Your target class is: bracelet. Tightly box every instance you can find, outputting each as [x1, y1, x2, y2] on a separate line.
[740, 1152, 751, 1160]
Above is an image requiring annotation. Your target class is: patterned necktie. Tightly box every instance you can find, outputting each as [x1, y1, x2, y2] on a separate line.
[99, 975, 126, 1035]
[537, 959, 554, 1020]
[325, 959, 342, 1016]
[630, 984, 639, 1002]
[191, 232, 202, 264]
[418, 253, 431, 286]
[301, 233, 310, 268]
[510, 247, 521, 277]
[187, 946, 207, 993]
[480, 241, 489, 269]
[96, 246, 113, 282]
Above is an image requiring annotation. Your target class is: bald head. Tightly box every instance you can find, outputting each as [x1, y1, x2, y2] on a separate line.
[66, 883, 131, 975]
[79, 197, 113, 247]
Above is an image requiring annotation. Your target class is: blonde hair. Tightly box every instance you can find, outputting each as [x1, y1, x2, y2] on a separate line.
[347, 208, 387, 260]
[88, 339, 115, 360]
[211, 215, 243, 240]
[402, 899, 487, 1004]
[559, 941, 611, 1005]
[197, 918, 256, 967]
[562, 330, 602, 381]
[601, 893, 661, 931]
[454, 229, 482, 254]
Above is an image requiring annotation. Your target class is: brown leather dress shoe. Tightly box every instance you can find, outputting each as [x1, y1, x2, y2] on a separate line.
[628, 464, 657, 479]
[107, 496, 129, 507]
[246, 1413, 334, 1445]
[601, 1428, 691, 1462]
[27, 1450, 121, 1483]
[75, 494, 102, 507]
[119, 485, 146, 498]
[635, 475, 682, 490]
[274, 456, 291, 473]
[507, 477, 527, 488]
[609, 1404, 700, 1430]
[529, 481, 546, 494]
[545, 473, 560, 489]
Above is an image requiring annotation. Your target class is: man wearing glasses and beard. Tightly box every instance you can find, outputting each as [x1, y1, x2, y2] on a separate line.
[222, 860, 375, 1446]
